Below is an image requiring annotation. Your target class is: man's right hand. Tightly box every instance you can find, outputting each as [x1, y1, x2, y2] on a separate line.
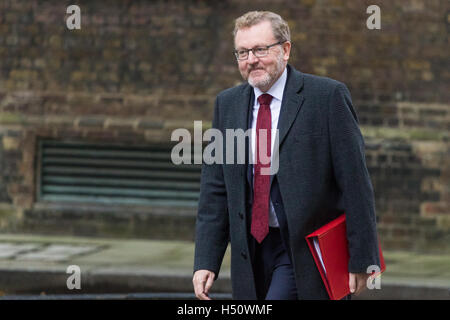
[193, 270, 216, 300]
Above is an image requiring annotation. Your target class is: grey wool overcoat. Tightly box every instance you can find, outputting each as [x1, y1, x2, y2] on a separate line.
[194, 64, 381, 299]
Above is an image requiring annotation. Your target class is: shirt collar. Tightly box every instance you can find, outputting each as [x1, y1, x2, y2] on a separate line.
[253, 67, 287, 103]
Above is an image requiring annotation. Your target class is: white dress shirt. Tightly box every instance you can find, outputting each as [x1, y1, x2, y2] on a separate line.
[250, 67, 287, 227]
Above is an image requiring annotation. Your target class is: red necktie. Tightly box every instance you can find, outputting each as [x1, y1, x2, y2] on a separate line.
[251, 93, 273, 243]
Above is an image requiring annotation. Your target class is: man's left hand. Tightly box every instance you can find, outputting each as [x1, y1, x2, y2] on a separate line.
[349, 272, 370, 296]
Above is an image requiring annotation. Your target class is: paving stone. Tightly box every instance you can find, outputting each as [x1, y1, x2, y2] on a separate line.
[16, 244, 100, 262]
[0, 243, 42, 259]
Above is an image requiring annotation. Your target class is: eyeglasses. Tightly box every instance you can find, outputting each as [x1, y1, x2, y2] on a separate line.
[233, 41, 286, 61]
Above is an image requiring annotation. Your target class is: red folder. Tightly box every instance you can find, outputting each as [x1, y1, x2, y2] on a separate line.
[305, 214, 386, 300]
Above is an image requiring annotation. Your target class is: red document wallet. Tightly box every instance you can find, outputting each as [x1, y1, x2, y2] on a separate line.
[305, 214, 386, 300]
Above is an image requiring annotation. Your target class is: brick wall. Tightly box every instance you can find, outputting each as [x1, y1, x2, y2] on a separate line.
[0, 0, 448, 252]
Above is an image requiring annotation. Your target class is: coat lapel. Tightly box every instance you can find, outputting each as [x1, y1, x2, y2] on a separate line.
[277, 65, 305, 149]
[234, 84, 253, 133]
[269, 65, 305, 186]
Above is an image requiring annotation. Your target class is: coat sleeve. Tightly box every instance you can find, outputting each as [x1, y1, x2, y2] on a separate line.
[327, 83, 381, 273]
[193, 96, 229, 279]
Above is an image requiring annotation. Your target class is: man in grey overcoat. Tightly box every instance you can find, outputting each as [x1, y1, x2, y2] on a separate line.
[193, 11, 381, 300]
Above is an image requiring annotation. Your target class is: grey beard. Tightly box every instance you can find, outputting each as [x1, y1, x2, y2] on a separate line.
[248, 73, 272, 90]
[247, 51, 285, 91]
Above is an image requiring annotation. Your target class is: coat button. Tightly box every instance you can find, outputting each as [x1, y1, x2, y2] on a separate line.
[241, 251, 247, 259]
[239, 212, 244, 219]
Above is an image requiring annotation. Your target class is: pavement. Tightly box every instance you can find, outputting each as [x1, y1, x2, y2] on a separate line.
[0, 233, 448, 300]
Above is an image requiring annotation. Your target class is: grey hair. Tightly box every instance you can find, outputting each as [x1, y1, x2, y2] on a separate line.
[233, 11, 291, 42]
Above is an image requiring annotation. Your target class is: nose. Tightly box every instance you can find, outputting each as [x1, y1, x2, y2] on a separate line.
[247, 50, 259, 64]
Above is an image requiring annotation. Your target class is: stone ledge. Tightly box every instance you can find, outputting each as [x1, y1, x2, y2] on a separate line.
[16, 203, 197, 241]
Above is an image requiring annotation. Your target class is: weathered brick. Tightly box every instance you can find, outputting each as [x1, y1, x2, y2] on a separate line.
[82, 129, 117, 140]
[137, 119, 164, 130]
[437, 216, 450, 230]
[104, 118, 136, 130]
[77, 117, 106, 128]
[44, 116, 75, 127]
[421, 202, 449, 216]
[2, 136, 20, 150]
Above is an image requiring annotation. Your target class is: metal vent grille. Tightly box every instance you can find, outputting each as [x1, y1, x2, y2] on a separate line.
[37, 140, 201, 207]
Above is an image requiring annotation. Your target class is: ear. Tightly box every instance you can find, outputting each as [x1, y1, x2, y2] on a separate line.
[282, 41, 291, 61]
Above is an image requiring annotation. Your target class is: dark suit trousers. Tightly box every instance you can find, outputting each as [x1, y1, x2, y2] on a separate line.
[252, 227, 298, 300]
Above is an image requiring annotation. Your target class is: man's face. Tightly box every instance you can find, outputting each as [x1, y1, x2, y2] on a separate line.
[234, 21, 291, 92]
